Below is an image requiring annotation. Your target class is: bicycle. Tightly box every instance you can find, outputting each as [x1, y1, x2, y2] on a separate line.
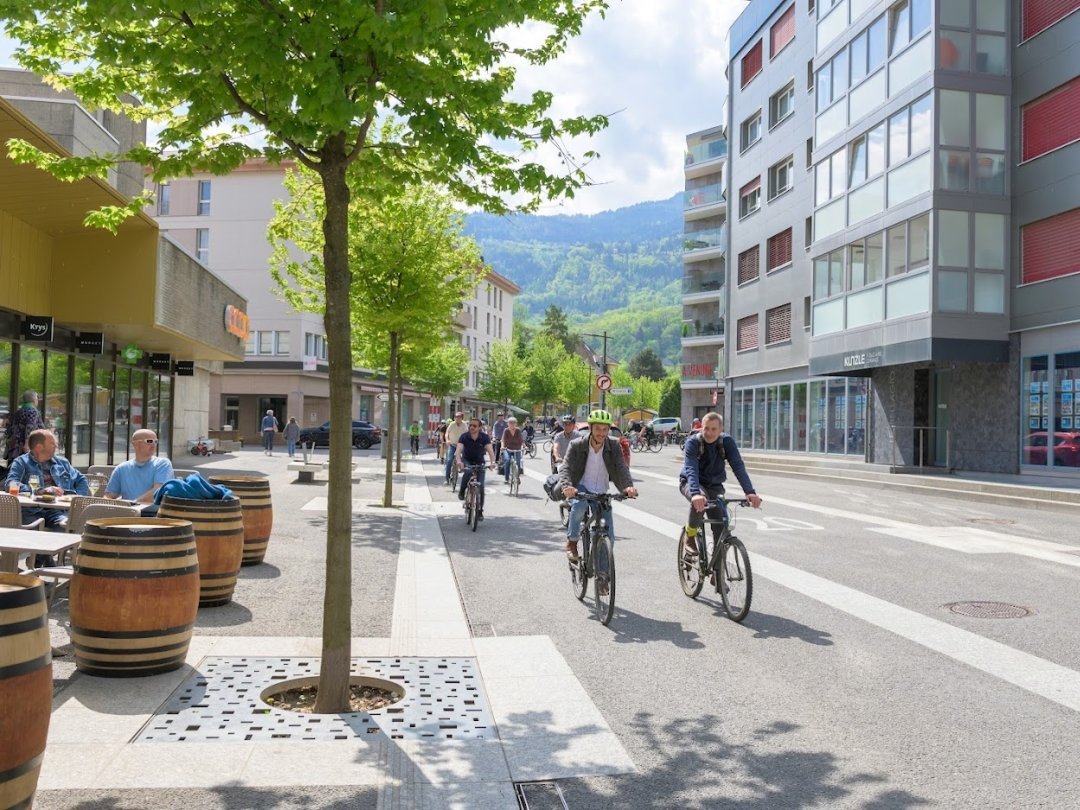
[541, 438, 553, 456]
[448, 455, 460, 491]
[567, 492, 628, 626]
[677, 497, 753, 622]
[524, 437, 537, 458]
[647, 434, 664, 452]
[507, 453, 522, 497]
[409, 434, 420, 456]
[460, 463, 489, 532]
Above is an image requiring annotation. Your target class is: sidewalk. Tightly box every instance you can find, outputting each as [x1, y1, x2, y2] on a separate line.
[35, 448, 631, 810]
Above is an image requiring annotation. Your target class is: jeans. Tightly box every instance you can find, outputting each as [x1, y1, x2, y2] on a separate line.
[458, 465, 486, 511]
[566, 487, 615, 541]
[679, 480, 726, 533]
[444, 445, 457, 482]
[263, 431, 275, 452]
[286, 438, 297, 457]
[502, 449, 522, 482]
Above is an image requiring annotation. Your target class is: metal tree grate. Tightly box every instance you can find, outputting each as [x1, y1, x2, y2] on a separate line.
[515, 781, 569, 810]
[946, 601, 1032, 619]
[135, 656, 494, 743]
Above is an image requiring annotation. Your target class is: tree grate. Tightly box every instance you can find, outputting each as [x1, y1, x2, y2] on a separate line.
[946, 601, 1033, 619]
[135, 656, 494, 743]
[515, 781, 569, 810]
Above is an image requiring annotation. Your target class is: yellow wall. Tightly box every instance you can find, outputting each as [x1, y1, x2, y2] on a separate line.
[0, 209, 53, 313]
[50, 229, 158, 325]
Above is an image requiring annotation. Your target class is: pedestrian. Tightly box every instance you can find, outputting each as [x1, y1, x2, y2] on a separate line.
[4, 390, 46, 466]
[261, 409, 280, 456]
[284, 416, 300, 458]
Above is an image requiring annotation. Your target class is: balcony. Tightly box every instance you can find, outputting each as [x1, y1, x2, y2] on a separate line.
[681, 318, 725, 347]
[685, 138, 727, 168]
[683, 226, 725, 256]
[683, 270, 724, 296]
[684, 182, 725, 212]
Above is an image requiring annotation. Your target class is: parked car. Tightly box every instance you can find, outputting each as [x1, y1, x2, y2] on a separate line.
[298, 420, 382, 449]
[1024, 431, 1080, 466]
[648, 417, 682, 434]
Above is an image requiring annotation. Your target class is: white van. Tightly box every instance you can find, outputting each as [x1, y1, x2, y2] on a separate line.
[648, 417, 682, 433]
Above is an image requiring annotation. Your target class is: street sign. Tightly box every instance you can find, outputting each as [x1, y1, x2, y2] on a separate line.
[596, 374, 612, 391]
[610, 386, 633, 395]
[376, 393, 390, 402]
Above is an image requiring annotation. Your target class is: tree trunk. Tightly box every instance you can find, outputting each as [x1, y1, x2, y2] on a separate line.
[314, 147, 353, 713]
[383, 332, 399, 507]
[394, 374, 403, 474]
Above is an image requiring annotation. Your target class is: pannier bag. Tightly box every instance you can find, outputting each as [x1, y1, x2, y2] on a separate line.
[543, 474, 565, 502]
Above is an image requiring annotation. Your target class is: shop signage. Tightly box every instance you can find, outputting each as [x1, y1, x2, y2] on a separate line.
[149, 353, 172, 371]
[842, 348, 884, 369]
[175, 361, 195, 376]
[302, 355, 317, 371]
[377, 393, 390, 402]
[21, 315, 53, 342]
[224, 305, 250, 341]
[121, 343, 142, 364]
[75, 332, 104, 355]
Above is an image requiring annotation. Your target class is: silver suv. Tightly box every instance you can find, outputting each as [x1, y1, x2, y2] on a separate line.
[648, 417, 682, 433]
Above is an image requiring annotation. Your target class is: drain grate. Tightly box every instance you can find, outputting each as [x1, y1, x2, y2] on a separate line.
[516, 781, 569, 810]
[136, 656, 494, 743]
[946, 601, 1032, 619]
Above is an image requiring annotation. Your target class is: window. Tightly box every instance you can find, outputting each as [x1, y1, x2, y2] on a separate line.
[304, 332, 329, 360]
[816, 49, 848, 111]
[889, 0, 931, 53]
[195, 228, 209, 263]
[770, 82, 796, 128]
[804, 296, 812, 329]
[737, 315, 759, 351]
[740, 111, 762, 152]
[1022, 0, 1080, 40]
[197, 180, 211, 216]
[276, 331, 291, 355]
[806, 137, 814, 169]
[815, 148, 847, 205]
[813, 250, 845, 299]
[848, 123, 885, 186]
[767, 229, 793, 271]
[1022, 77, 1080, 162]
[768, 156, 795, 199]
[805, 216, 814, 247]
[741, 40, 763, 87]
[157, 183, 171, 215]
[1022, 207, 1080, 284]
[849, 15, 887, 86]
[250, 330, 292, 355]
[766, 304, 792, 344]
[938, 91, 1005, 194]
[890, 92, 931, 165]
[770, 5, 796, 57]
[738, 245, 760, 285]
[739, 177, 762, 218]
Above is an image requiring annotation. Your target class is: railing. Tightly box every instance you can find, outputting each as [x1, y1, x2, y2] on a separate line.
[681, 319, 725, 338]
[885, 425, 951, 470]
[684, 183, 724, 210]
[683, 271, 725, 295]
[683, 226, 725, 253]
[685, 138, 728, 166]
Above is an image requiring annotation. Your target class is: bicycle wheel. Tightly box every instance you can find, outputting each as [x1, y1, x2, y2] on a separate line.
[449, 464, 459, 491]
[649, 437, 663, 453]
[593, 531, 615, 625]
[470, 486, 481, 532]
[526, 442, 537, 459]
[510, 461, 520, 497]
[718, 536, 753, 623]
[542, 439, 552, 455]
[571, 529, 588, 601]
[559, 501, 569, 528]
[677, 529, 705, 598]
[463, 485, 474, 526]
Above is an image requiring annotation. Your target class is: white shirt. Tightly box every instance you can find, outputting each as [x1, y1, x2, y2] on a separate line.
[579, 442, 609, 493]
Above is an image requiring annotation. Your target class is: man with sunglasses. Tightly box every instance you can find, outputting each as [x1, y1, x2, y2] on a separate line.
[106, 429, 174, 506]
[455, 417, 496, 520]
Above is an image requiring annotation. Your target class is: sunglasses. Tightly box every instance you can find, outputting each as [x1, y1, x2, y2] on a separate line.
[138, 438, 157, 444]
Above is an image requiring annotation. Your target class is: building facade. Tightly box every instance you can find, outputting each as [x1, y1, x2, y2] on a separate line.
[695, 0, 1080, 477]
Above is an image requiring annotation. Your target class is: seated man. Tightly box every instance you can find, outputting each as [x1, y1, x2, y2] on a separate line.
[4, 428, 90, 530]
[106, 429, 174, 512]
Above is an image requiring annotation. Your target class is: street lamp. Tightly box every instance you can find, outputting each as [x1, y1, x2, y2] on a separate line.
[581, 331, 608, 409]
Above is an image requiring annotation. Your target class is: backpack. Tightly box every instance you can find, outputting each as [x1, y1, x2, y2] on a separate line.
[543, 473, 565, 502]
[679, 432, 727, 485]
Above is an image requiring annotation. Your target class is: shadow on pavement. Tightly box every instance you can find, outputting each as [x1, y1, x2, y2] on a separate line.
[36, 785, 380, 809]
[437, 514, 562, 559]
[238, 563, 282, 580]
[195, 600, 254, 628]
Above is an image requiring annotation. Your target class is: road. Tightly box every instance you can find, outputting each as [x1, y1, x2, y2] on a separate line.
[434, 445, 1080, 809]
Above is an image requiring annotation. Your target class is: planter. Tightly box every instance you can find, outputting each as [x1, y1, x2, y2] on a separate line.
[208, 476, 273, 565]
[157, 496, 244, 606]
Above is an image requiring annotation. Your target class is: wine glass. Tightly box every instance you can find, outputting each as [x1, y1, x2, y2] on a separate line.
[27, 474, 40, 494]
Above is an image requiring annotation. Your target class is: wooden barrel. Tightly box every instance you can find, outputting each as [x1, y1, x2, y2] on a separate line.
[157, 496, 244, 607]
[0, 573, 51, 810]
[69, 518, 199, 678]
[208, 476, 273, 565]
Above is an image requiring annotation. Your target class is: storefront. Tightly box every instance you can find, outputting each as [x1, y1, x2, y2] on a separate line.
[1020, 324, 1080, 473]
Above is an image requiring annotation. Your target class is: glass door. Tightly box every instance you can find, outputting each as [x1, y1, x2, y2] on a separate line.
[933, 368, 952, 466]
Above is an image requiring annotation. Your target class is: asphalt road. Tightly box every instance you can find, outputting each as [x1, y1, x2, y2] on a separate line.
[434, 445, 1080, 809]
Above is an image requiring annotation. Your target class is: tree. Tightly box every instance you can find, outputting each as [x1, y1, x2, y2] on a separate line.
[526, 333, 564, 418]
[659, 374, 682, 418]
[627, 348, 666, 382]
[541, 305, 577, 353]
[411, 344, 470, 406]
[476, 341, 527, 409]
[2, 0, 610, 712]
[556, 355, 592, 415]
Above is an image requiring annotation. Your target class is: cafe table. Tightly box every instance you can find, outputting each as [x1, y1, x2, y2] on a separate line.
[0, 526, 81, 573]
[16, 494, 74, 512]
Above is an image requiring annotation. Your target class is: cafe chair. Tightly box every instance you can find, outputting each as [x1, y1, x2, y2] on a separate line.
[84, 472, 110, 497]
[87, 464, 116, 477]
[67, 495, 124, 535]
[0, 492, 45, 531]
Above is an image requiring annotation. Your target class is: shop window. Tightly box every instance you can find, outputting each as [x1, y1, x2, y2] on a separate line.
[1054, 352, 1080, 466]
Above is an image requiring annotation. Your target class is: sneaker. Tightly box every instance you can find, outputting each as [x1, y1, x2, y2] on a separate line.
[458, 492, 465, 501]
[477, 512, 484, 522]
[682, 536, 699, 558]
[565, 541, 579, 561]
[597, 580, 610, 596]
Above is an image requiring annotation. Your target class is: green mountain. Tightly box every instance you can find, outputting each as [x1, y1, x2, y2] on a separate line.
[464, 194, 685, 366]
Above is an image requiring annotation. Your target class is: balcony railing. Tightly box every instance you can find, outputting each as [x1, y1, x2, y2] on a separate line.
[683, 270, 725, 295]
[681, 318, 725, 338]
[683, 226, 725, 253]
[684, 183, 725, 210]
[685, 138, 728, 166]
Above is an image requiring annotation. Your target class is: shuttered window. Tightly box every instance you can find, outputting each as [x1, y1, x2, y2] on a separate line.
[766, 304, 792, 344]
[1022, 207, 1080, 284]
[737, 315, 759, 351]
[770, 5, 796, 57]
[741, 40, 763, 88]
[767, 229, 793, 270]
[1022, 0, 1080, 40]
[1022, 77, 1080, 161]
[738, 245, 760, 285]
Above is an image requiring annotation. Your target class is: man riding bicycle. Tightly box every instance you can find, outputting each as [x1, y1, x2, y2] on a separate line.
[550, 413, 577, 474]
[500, 417, 525, 484]
[679, 412, 762, 558]
[443, 412, 467, 484]
[558, 409, 637, 561]
[456, 417, 497, 520]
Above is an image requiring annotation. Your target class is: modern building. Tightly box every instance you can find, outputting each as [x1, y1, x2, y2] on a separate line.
[0, 70, 246, 464]
[687, 0, 1080, 478]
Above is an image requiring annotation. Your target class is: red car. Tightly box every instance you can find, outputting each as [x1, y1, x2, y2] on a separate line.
[1024, 432, 1080, 466]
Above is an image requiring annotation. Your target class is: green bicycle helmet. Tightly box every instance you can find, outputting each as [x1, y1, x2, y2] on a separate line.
[586, 408, 613, 425]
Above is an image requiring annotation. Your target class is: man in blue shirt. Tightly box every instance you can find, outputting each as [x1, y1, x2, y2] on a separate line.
[455, 417, 496, 519]
[4, 429, 90, 529]
[106, 429, 174, 508]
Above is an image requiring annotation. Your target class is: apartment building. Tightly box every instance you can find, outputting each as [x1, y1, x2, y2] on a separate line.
[691, 0, 1080, 477]
[453, 271, 520, 415]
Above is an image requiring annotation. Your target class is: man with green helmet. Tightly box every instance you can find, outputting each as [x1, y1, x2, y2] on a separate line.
[556, 408, 637, 561]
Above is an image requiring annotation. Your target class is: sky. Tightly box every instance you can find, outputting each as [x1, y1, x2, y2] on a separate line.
[1, 1, 748, 216]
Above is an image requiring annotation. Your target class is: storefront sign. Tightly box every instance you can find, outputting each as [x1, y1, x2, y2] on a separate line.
[149, 353, 172, 371]
[224, 305, 250, 341]
[302, 355, 317, 371]
[75, 332, 104, 355]
[175, 361, 195, 376]
[121, 343, 142, 364]
[842, 348, 884, 369]
[21, 315, 53, 342]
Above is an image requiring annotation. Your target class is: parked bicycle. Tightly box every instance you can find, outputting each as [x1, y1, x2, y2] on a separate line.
[677, 497, 753, 622]
[461, 463, 489, 532]
[568, 492, 629, 626]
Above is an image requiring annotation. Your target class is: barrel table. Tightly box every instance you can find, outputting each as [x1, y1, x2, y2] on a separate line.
[208, 476, 273, 566]
[157, 496, 244, 606]
[0, 573, 51, 809]
[69, 518, 200, 677]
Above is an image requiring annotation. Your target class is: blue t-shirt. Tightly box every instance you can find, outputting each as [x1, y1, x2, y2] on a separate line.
[107, 456, 175, 500]
[458, 431, 491, 465]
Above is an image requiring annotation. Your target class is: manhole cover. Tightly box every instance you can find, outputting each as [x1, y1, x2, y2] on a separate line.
[966, 518, 1016, 525]
[946, 601, 1032, 618]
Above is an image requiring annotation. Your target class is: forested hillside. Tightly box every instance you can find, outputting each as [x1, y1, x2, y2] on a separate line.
[464, 194, 685, 366]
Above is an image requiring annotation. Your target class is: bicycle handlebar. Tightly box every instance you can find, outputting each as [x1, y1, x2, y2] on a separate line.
[572, 491, 633, 502]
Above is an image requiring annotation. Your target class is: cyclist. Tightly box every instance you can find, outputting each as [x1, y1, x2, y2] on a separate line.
[679, 411, 762, 559]
[408, 419, 422, 456]
[491, 412, 508, 473]
[500, 416, 525, 485]
[550, 413, 577, 473]
[435, 419, 449, 461]
[443, 412, 467, 484]
[456, 416, 497, 519]
[558, 409, 637, 562]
